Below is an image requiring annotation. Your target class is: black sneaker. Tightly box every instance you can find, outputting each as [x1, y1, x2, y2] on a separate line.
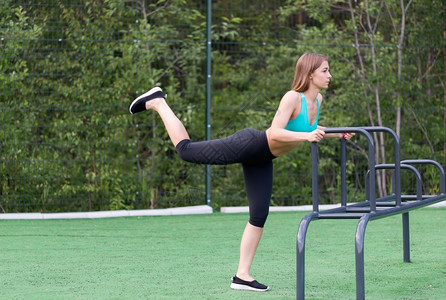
[230, 276, 269, 292]
[129, 87, 165, 114]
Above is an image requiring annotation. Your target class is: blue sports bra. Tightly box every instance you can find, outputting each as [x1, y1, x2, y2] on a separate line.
[285, 92, 319, 132]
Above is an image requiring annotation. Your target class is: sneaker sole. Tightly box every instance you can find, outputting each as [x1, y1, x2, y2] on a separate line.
[129, 87, 163, 114]
[230, 283, 269, 292]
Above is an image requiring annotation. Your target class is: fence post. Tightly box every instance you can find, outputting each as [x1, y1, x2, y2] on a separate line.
[205, 0, 212, 206]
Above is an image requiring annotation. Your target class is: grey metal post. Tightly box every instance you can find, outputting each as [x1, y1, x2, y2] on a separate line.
[392, 130, 401, 206]
[402, 212, 410, 262]
[296, 143, 321, 300]
[341, 137, 347, 206]
[367, 142, 376, 212]
[365, 171, 370, 202]
[312, 143, 319, 213]
[205, 0, 212, 206]
[296, 213, 318, 300]
[356, 214, 371, 300]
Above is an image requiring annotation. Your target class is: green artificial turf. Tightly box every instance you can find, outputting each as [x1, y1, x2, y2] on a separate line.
[0, 208, 445, 299]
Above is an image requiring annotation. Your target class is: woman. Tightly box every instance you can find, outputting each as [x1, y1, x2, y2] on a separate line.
[129, 53, 354, 292]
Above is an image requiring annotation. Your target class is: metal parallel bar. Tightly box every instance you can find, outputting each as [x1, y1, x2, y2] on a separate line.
[402, 212, 410, 262]
[318, 203, 415, 219]
[314, 198, 436, 217]
[345, 207, 372, 213]
[360, 127, 401, 206]
[311, 204, 369, 215]
[365, 171, 370, 202]
[392, 170, 396, 202]
[346, 202, 373, 208]
[368, 165, 420, 263]
[368, 193, 446, 221]
[365, 175, 399, 204]
[298, 126, 446, 300]
[316, 206, 349, 214]
[323, 128, 376, 211]
[311, 202, 371, 216]
[356, 214, 372, 300]
[402, 195, 437, 200]
[375, 194, 397, 203]
[310, 202, 369, 217]
[296, 212, 319, 300]
[376, 198, 396, 206]
[318, 213, 366, 219]
[352, 193, 446, 300]
[311, 143, 319, 213]
[365, 171, 398, 203]
[341, 138, 347, 206]
[374, 164, 423, 201]
[401, 159, 446, 194]
[345, 207, 390, 212]
[298, 128, 374, 300]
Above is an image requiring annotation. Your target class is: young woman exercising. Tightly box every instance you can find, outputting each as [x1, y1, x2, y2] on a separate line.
[129, 52, 354, 292]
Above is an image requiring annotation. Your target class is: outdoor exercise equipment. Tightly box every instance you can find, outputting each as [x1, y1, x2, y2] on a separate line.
[296, 126, 446, 300]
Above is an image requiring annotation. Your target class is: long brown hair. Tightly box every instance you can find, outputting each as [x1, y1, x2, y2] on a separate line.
[291, 53, 328, 92]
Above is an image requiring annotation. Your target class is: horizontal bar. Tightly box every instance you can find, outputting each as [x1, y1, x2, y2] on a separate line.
[318, 213, 366, 219]
[315, 192, 445, 220]
[345, 207, 391, 213]
[401, 159, 445, 193]
[402, 195, 437, 200]
[374, 195, 396, 202]
[369, 194, 446, 221]
[376, 201, 397, 207]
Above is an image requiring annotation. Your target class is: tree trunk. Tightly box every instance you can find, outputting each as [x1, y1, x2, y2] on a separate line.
[348, 0, 386, 197]
[364, 0, 387, 197]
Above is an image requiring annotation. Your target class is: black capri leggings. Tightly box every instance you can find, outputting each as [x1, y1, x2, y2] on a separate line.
[175, 128, 276, 227]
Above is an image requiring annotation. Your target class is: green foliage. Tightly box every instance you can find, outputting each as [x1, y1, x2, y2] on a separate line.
[0, 0, 444, 212]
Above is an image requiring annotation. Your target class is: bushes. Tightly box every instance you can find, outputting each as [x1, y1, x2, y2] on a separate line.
[0, 0, 444, 212]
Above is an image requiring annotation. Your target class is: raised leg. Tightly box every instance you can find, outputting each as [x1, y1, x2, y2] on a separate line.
[130, 88, 190, 146]
[145, 98, 190, 147]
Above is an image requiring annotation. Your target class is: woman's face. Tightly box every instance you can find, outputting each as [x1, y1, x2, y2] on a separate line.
[310, 61, 332, 89]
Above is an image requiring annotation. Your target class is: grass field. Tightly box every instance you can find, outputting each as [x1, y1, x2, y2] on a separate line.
[1, 208, 445, 299]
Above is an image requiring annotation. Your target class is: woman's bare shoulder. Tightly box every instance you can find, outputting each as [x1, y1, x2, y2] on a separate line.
[282, 90, 301, 103]
[276, 90, 302, 120]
